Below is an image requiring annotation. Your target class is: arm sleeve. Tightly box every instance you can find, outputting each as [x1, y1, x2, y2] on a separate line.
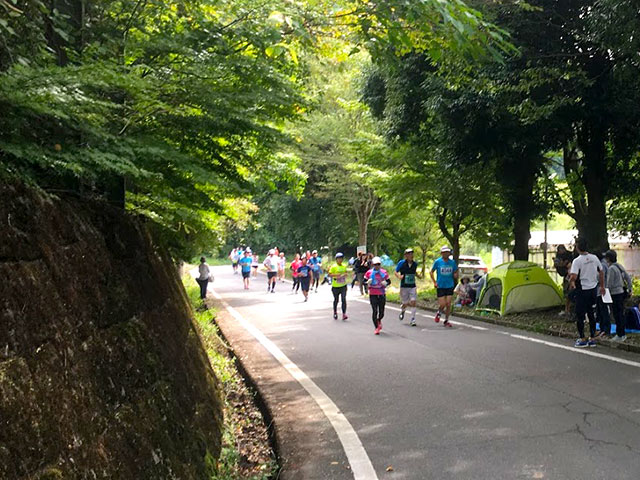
[569, 259, 579, 276]
[623, 268, 632, 291]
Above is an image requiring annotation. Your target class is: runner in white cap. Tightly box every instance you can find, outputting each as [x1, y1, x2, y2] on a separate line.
[309, 250, 322, 293]
[263, 249, 279, 293]
[239, 248, 253, 289]
[364, 256, 391, 335]
[430, 246, 458, 327]
[395, 248, 422, 326]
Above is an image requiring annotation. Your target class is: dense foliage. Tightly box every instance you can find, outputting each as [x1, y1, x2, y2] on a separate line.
[0, 0, 510, 259]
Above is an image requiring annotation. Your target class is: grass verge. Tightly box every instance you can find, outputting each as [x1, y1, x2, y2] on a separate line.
[182, 273, 277, 480]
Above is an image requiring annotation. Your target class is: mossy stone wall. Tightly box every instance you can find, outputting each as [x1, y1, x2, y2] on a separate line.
[0, 182, 223, 479]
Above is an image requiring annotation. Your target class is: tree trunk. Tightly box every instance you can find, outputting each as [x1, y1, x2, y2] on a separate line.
[437, 209, 461, 263]
[577, 124, 610, 254]
[358, 219, 367, 250]
[507, 160, 537, 261]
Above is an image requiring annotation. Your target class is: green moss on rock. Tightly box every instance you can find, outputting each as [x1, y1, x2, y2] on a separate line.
[0, 182, 223, 479]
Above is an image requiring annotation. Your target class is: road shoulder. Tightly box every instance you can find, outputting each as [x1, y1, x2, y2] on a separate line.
[213, 299, 354, 480]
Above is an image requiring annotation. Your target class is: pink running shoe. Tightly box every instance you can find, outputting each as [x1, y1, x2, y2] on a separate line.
[444, 320, 452, 328]
[434, 312, 441, 323]
[342, 313, 349, 321]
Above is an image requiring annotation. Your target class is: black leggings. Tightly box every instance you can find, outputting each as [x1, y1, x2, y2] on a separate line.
[332, 286, 347, 314]
[576, 287, 597, 338]
[196, 278, 208, 299]
[369, 294, 386, 327]
[292, 277, 300, 292]
[611, 293, 626, 337]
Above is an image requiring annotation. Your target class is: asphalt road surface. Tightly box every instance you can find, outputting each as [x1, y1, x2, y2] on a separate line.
[211, 266, 640, 480]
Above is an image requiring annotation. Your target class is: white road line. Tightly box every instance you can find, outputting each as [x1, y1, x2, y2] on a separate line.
[210, 288, 379, 480]
[349, 297, 640, 368]
[222, 269, 640, 368]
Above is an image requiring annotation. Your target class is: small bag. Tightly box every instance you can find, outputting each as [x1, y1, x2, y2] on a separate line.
[208, 273, 214, 283]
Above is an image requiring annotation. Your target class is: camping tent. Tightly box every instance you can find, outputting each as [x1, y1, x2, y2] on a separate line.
[476, 261, 563, 315]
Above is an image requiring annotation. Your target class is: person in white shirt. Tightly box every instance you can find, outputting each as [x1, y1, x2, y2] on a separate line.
[278, 252, 286, 282]
[263, 249, 279, 293]
[569, 238, 605, 348]
[197, 257, 210, 300]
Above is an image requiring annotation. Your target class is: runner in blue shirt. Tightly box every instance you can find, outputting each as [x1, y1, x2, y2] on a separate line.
[239, 249, 254, 290]
[297, 256, 313, 302]
[309, 250, 323, 293]
[430, 246, 459, 327]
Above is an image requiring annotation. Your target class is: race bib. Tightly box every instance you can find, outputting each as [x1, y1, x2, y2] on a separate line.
[300, 270, 308, 277]
[336, 275, 346, 284]
[404, 274, 416, 284]
[440, 266, 453, 275]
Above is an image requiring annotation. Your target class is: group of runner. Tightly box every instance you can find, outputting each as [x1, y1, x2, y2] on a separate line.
[230, 244, 459, 335]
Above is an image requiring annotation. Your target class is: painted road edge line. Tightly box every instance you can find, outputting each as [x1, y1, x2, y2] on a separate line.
[230, 269, 640, 369]
[211, 288, 379, 480]
[351, 297, 640, 368]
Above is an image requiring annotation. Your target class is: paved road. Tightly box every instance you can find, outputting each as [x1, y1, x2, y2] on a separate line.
[211, 267, 640, 480]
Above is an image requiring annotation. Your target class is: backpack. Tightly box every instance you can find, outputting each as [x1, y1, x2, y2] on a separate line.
[624, 306, 640, 330]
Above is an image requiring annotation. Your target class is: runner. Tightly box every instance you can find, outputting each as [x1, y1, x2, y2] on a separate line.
[297, 256, 313, 302]
[251, 252, 259, 278]
[263, 249, 279, 293]
[430, 246, 458, 328]
[278, 252, 286, 282]
[364, 256, 391, 335]
[329, 253, 349, 320]
[239, 249, 253, 289]
[290, 253, 302, 294]
[229, 247, 239, 274]
[395, 248, 421, 326]
[309, 250, 323, 293]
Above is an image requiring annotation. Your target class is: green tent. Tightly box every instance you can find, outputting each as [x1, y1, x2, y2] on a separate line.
[476, 261, 563, 315]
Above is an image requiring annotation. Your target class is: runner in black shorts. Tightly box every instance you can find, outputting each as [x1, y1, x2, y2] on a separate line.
[297, 256, 313, 302]
[430, 246, 459, 327]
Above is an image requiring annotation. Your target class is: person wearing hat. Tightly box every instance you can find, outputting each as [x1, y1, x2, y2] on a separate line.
[430, 246, 459, 327]
[329, 253, 349, 320]
[309, 250, 323, 293]
[239, 249, 254, 289]
[296, 255, 314, 302]
[263, 248, 280, 293]
[395, 248, 422, 326]
[364, 256, 392, 335]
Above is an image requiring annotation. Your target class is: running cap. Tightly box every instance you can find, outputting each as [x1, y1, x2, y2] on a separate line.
[440, 246, 452, 253]
[404, 248, 414, 254]
[312, 250, 318, 254]
[268, 249, 275, 254]
[335, 252, 344, 258]
[372, 256, 382, 265]
[245, 248, 252, 253]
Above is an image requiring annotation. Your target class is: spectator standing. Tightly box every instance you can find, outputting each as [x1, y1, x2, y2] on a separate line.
[569, 238, 605, 348]
[595, 252, 611, 336]
[554, 244, 574, 317]
[197, 256, 210, 300]
[604, 250, 633, 342]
